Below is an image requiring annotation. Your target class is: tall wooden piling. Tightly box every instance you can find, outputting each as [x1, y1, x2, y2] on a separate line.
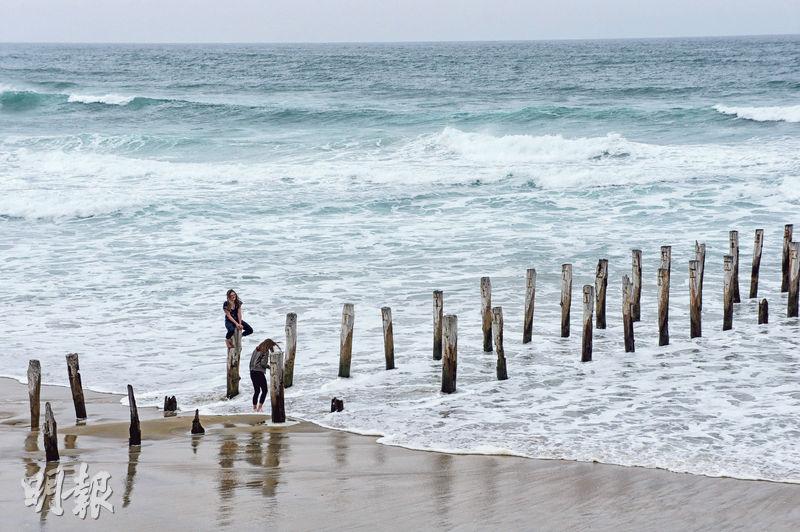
[582, 285, 594, 362]
[759, 299, 769, 324]
[695, 242, 706, 310]
[631, 250, 642, 322]
[28, 360, 41, 431]
[433, 290, 444, 360]
[441, 315, 458, 394]
[226, 329, 242, 399]
[689, 260, 702, 338]
[789, 243, 800, 318]
[481, 277, 492, 352]
[657, 268, 670, 346]
[595, 259, 608, 329]
[127, 385, 141, 447]
[269, 350, 286, 423]
[338, 303, 354, 378]
[523, 269, 536, 343]
[66, 353, 87, 421]
[43, 402, 58, 462]
[660, 246, 672, 273]
[561, 264, 573, 338]
[283, 313, 297, 388]
[730, 231, 741, 303]
[622, 275, 635, 352]
[783, 224, 793, 293]
[750, 229, 764, 299]
[491, 307, 507, 380]
[723, 255, 734, 331]
[381, 307, 395, 370]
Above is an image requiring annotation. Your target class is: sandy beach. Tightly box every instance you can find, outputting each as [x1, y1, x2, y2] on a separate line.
[0, 377, 797, 531]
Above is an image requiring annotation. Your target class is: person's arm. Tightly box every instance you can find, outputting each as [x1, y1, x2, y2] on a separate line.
[236, 305, 244, 329]
[224, 304, 237, 324]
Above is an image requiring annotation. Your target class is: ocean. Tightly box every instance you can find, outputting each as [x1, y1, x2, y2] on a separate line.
[1, 36, 799, 482]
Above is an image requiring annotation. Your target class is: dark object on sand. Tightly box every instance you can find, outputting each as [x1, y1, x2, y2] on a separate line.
[164, 395, 178, 417]
[331, 397, 344, 412]
[191, 409, 205, 434]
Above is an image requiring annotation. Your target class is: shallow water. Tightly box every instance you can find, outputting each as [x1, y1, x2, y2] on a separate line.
[2, 37, 799, 482]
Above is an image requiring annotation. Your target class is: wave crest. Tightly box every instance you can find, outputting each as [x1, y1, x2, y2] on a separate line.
[713, 104, 800, 123]
[67, 93, 135, 105]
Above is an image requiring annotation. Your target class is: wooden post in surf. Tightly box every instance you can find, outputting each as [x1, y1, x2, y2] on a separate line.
[381, 307, 395, 370]
[750, 229, 764, 299]
[43, 402, 59, 462]
[561, 264, 573, 338]
[729, 231, 741, 303]
[523, 269, 536, 343]
[433, 290, 443, 360]
[689, 260, 702, 338]
[759, 299, 769, 325]
[481, 277, 492, 352]
[783, 224, 793, 293]
[338, 303, 355, 378]
[631, 250, 642, 322]
[723, 255, 734, 331]
[269, 350, 286, 423]
[622, 275, 634, 352]
[491, 307, 507, 380]
[788, 243, 800, 318]
[582, 285, 594, 362]
[163, 396, 177, 417]
[66, 353, 87, 421]
[191, 409, 205, 434]
[226, 329, 242, 399]
[660, 246, 672, 274]
[657, 268, 670, 346]
[28, 360, 41, 431]
[595, 259, 608, 329]
[441, 315, 457, 394]
[283, 313, 298, 387]
[695, 242, 706, 310]
[127, 385, 141, 447]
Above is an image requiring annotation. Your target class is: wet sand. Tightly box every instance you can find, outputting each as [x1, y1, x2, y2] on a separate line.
[1, 377, 798, 531]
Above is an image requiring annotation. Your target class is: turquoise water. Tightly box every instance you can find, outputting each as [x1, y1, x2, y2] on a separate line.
[2, 37, 800, 481]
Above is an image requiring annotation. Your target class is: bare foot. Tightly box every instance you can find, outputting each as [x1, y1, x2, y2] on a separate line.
[256, 404, 263, 412]
[253, 405, 258, 412]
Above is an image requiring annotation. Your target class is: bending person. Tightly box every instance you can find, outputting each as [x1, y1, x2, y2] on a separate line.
[249, 338, 281, 412]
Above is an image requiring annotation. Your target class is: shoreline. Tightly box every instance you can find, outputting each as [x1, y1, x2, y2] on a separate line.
[2, 377, 800, 530]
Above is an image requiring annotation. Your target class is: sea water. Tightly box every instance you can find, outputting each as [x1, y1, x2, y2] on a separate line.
[2, 37, 799, 482]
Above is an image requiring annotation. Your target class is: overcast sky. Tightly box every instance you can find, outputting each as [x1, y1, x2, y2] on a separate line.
[1, 0, 798, 43]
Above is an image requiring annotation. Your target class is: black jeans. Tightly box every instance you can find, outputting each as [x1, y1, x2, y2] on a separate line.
[225, 319, 253, 339]
[250, 371, 268, 405]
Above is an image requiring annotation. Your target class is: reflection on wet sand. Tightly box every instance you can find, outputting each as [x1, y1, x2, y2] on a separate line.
[124, 447, 140, 508]
[217, 434, 239, 528]
[432, 453, 453, 530]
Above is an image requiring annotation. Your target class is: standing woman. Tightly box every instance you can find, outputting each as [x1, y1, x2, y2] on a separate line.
[223, 289, 253, 349]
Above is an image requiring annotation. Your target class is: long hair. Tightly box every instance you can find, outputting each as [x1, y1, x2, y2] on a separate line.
[226, 289, 241, 307]
[255, 338, 281, 353]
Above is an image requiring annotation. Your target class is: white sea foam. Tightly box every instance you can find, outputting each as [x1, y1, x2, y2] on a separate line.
[713, 104, 800, 123]
[67, 93, 135, 105]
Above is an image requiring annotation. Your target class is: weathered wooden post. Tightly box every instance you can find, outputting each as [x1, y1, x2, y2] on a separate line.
[523, 269, 536, 343]
[191, 409, 205, 434]
[43, 402, 58, 462]
[284, 313, 297, 388]
[28, 360, 41, 431]
[269, 350, 286, 423]
[783, 224, 793, 293]
[582, 285, 594, 362]
[631, 250, 642, 322]
[441, 315, 457, 394]
[695, 242, 706, 310]
[481, 277, 492, 352]
[689, 260, 702, 338]
[730, 230, 741, 303]
[433, 290, 444, 360]
[759, 299, 769, 324]
[789, 243, 800, 318]
[381, 307, 395, 370]
[127, 385, 141, 447]
[163, 396, 177, 417]
[491, 307, 507, 380]
[66, 353, 87, 421]
[595, 259, 608, 329]
[657, 268, 670, 346]
[561, 264, 573, 337]
[622, 275, 635, 353]
[723, 255, 734, 331]
[226, 329, 242, 399]
[660, 246, 672, 273]
[338, 303, 354, 378]
[750, 229, 764, 299]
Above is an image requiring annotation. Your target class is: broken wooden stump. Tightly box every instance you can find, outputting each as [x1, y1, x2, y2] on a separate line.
[658, 267, 670, 346]
[622, 275, 635, 352]
[783, 224, 793, 293]
[28, 359, 41, 431]
[284, 312, 298, 388]
[191, 409, 205, 434]
[269, 350, 286, 423]
[481, 277, 492, 352]
[523, 268, 536, 343]
[750, 229, 764, 299]
[433, 290, 444, 360]
[330, 398, 344, 412]
[723, 255, 734, 331]
[441, 315, 458, 394]
[163, 396, 177, 417]
[491, 307, 507, 380]
[66, 353, 87, 421]
[127, 385, 141, 446]
[226, 329, 242, 399]
[381, 307, 395, 370]
[689, 259, 702, 338]
[582, 285, 594, 362]
[561, 264, 573, 338]
[43, 402, 59, 462]
[759, 298, 769, 325]
[631, 249, 642, 322]
[595, 259, 608, 330]
[730, 230, 741, 303]
[338, 303, 355, 378]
